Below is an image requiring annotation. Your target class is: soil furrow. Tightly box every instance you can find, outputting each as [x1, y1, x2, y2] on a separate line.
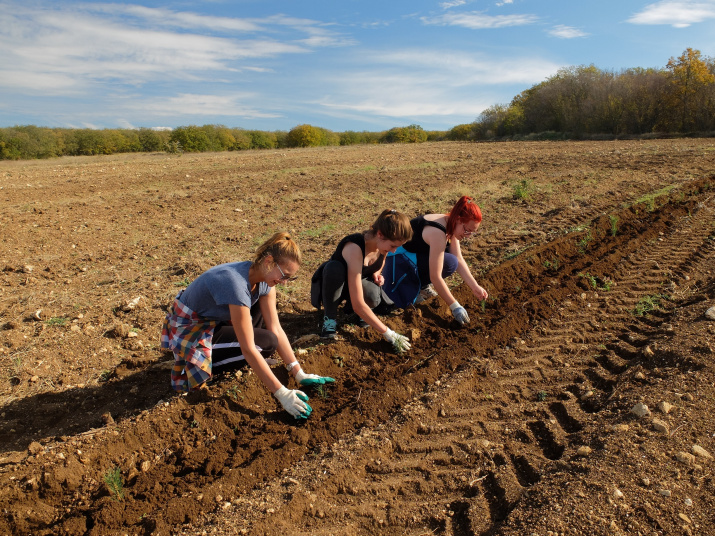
[172, 176, 715, 536]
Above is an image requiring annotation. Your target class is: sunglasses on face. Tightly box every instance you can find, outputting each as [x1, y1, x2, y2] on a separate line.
[276, 263, 298, 282]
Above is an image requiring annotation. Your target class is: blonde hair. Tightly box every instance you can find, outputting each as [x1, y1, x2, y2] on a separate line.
[367, 209, 413, 242]
[253, 232, 302, 266]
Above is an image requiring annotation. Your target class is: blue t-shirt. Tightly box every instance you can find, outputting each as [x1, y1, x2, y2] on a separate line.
[179, 261, 270, 321]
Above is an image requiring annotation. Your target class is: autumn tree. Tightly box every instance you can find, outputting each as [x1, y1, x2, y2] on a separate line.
[665, 48, 715, 131]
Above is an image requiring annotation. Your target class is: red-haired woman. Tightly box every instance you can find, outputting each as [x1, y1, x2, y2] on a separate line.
[402, 196, 488, 325]
[162, 232, 333, 420]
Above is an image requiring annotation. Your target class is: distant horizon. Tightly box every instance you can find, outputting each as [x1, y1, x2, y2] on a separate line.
[1, 1, 713, 132]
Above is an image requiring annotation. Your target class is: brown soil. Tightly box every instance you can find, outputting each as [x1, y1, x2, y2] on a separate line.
[1, 139, 714, 536]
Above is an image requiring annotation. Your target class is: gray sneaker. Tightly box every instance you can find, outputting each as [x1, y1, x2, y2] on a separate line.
[414, 284, 438, 304]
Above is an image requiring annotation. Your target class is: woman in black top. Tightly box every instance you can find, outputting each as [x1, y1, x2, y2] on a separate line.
[311, 210, 413, 352]
[402, 196, 488, 325]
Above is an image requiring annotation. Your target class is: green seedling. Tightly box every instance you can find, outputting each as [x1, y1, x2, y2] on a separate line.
[484, 394, 494, 401]
[99, 370, 112, 382]
[632, 294, 667, 316]
[577, 230, 592, 254]
[579, 272, 598, 289]
[537, 390, 548, 402]
[543, 258, 560, 270]
[316, 384, 331, 400]
[512, 179, 532, 201]
[46, 317, 67, 327]
[225, 385, 242, 401]
[481, 300, 486, 313]
[190, 419, 199, 428]
[174, 278, 191, 287]
[333, 355, 345, 367]
[103, 467, 125, 500]
[608, 214, 619, 236]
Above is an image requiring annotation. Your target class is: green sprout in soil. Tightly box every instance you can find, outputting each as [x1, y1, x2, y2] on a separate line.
[174, 278, 191, 287]
[46, 317, 68, 327]
[481, 300, 487, 313]
[484, 394, 494, 401]
[632, 294, 667, 316]
[504, 246, 530, 260]
[225, 385, 242, 401]
[579, 272, 598, 289]
[579, 272, 613, 292]
[190, 419, 199, 428]
[543, 258, 560, 270]
[512, 179, 532, 201]
[577, 230, 592, 254]
[537, 390, 548, 402]
[333, 355, 345, 367]
[103, 467, 125, 501]
[315, 384, 331, 400]
[608, 214, 619, 236]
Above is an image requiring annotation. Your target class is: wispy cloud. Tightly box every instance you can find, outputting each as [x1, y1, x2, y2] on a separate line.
[627, 1, 715, 27]
[316, 49, 559, 121]
[422, 11, 539, 29]
[548, 25, 589, 38]
[440, 0, 468, 8]
[0, 3, 349, 95]
[125, 93, 281, 119]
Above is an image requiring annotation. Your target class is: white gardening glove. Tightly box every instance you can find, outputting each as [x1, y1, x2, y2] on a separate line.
[273, 386, 312, 419]
[450, 301, 470, 325]
[383, 328, 411, 353]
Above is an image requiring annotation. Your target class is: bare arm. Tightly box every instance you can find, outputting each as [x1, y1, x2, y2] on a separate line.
[258, 287, 303, 379]
[228, 303, 283, 393]
[343, 242, 388, 333]
[423, 225, 457, 306]
[449, 240, 488, 300]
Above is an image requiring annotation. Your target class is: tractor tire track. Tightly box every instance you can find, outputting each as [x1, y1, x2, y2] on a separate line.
[191, 178, 715, 536]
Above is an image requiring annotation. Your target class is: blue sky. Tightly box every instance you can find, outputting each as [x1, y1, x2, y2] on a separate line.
[1, 0, 714, 132]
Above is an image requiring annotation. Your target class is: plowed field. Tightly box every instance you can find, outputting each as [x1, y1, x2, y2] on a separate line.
[1, 139, 714, 536]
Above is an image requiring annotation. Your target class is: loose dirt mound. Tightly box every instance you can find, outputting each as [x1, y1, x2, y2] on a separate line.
[1, 140, 714, 535]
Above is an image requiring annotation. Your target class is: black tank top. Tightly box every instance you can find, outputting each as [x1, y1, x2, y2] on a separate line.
[330, 233, 385, 278]
[402, 216, 448, 255]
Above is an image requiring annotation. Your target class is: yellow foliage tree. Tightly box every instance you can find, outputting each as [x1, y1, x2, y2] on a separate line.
[666, 48, 715, 131]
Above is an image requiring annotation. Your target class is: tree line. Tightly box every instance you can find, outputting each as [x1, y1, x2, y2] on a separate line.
[2, 48, 713, 160]
[0, 123, 441, 161]
[456, 48, 715, 141]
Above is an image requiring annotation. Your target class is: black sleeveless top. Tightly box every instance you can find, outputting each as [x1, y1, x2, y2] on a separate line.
[402, 216, 449, 256]
[330, 233, 385, 278]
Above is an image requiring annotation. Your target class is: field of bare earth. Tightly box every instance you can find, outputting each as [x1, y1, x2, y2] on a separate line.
[0, 139, 714, 536]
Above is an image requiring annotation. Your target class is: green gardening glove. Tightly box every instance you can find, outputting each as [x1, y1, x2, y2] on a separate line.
[295, 369, 336, 387]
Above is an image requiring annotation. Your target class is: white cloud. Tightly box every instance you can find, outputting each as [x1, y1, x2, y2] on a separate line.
[627, 1, 715, 27]
[0, 3, 347, 95]
[422, 11, 539, 29]
[125, 93, 281, 119]
[316, 49, 559, 120]
[548, 25, 589, 38]
[440, 0, 468, 8]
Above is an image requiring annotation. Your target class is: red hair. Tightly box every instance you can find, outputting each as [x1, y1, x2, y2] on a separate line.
[446, 196, 482, 237]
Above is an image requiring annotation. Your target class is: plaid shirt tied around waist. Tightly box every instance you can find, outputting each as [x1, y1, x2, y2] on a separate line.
[161, 293, 218, 392]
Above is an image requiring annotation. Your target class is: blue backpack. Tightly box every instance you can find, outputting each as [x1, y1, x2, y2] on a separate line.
[383, 246, 421, 309]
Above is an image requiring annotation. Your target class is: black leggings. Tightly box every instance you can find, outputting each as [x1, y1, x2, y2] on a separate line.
[321, 260, 382, 319]
[211, 308, 278, 372]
